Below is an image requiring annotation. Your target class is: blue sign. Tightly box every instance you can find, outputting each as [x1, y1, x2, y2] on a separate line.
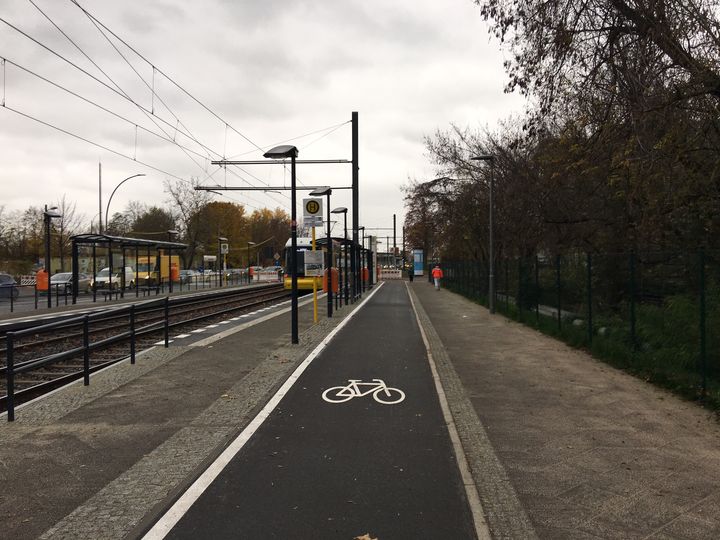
[412, 250, 424, 276]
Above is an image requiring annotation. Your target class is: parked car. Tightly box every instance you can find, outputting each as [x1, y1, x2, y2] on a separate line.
[179, 269, 199, 284]
[0, 273, 19, 299]
[90, 267, 136, 290]
[50, 272, 91, 294]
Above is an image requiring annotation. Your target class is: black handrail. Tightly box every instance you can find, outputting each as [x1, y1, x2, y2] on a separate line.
[3, 283, 283, 421]
[3, 295, 168, 421]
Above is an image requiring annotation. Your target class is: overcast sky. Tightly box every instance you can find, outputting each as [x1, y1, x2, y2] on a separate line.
[0, 0, 525, 239]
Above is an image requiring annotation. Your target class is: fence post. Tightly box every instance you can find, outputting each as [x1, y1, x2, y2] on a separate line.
[505, 258, 510, 312]
[130, 304, 136, 365]
[6, 332, 15, 421]
[518, 257, 523, 321]
[164, 296, 170, 348]
[699, 249, 707, 398]
[535, 255, 540, 323]
[556, 254, 562, 331]
[587, 253, 593, 345]
[630, 252, 637, 350]
[83, 315, 90, 385]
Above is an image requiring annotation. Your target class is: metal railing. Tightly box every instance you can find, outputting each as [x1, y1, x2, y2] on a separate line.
[4, 296, 170, 421]
[440, 250, 720, 408]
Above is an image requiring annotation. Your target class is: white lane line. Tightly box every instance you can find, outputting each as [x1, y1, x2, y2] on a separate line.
[174, 334, 191, 339]
[206, 324, 219, 328]
[154, 340, 173, 345]
[190, 329, 206, 334]
[406, 282, 491, 540]
[218, 321, 230, 325]
[143, 282, 386, 539]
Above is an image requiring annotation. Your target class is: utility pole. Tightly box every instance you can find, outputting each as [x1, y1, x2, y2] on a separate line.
[98, 162, 102, 234]
[393, 214, 396, 268]
[351, 111, 359, 301]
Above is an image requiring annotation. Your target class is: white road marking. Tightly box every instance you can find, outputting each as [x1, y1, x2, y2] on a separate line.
[143, 283, 385, 539]
[218, 321, 230, 325]
[154, 340, 173, 345]
[321, 379, 405, 405]
[206, 324, 219, 328]
[174, 334, 191, 339]
[190, 329, 206, 333]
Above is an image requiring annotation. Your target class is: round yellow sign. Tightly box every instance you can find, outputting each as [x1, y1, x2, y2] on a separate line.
[306, 200, 320, 214]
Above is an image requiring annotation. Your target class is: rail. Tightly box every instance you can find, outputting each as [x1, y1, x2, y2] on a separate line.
[2, 283, 286, 421]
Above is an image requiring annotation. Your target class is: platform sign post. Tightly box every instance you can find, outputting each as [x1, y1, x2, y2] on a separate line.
[304, 199, 323, 324]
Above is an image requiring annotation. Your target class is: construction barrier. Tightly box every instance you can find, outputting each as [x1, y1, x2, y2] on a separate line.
[378, 268, 402, 280]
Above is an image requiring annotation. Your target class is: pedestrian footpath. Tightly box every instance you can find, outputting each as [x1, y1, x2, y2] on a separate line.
[411, 281, 720, 539]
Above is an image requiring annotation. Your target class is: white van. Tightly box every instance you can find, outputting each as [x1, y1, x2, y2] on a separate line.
[90, 267, 136, 290]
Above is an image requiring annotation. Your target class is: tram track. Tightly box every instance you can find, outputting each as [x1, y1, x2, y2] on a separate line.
[0, 284, 290, 414]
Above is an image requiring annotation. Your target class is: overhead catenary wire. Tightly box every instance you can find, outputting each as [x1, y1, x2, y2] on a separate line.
[67, 0, 329, 198]
[1, 56, 212, 162]
[7, 4, 349, 217]
[1, 103, 188, 183]
[68, 0, 262, 152]
[2, 11, 290, 212]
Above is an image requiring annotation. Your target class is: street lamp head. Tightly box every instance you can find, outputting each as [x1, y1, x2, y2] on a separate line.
[470, 154, 494, 162]
[44, 206, 62, 219]
[309, 186, 332, 196]
[218, 236, 228, 242]
[167, 229, 179, 236]
[331, 207, 347, 214]
[247, 241, 256, 246]
[263, 145, 298, 159]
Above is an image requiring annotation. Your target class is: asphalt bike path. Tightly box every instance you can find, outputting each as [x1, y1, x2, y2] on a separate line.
[149, 281, 477, 539]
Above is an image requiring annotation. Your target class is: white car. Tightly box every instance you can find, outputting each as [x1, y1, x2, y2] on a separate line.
[90, 267, 136, 290]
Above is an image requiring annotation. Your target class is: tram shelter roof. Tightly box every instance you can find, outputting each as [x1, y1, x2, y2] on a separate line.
[70, 233, 187, 250]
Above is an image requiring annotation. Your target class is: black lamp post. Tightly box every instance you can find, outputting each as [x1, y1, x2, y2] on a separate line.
[471, 154, 495, 314]
[218, 236, 228, 287]
[43, 205, 62, 308]
[310, 186, 333, 317]
[247, 241, 256, 284]
[332, 207, 348, 305]
[264, 145, 299, 344]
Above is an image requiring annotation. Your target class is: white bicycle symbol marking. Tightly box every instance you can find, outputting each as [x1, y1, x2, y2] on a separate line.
[322, 379, 406, 405]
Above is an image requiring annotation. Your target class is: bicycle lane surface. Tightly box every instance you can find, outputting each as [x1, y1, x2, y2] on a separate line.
[153, 281, 477, 539]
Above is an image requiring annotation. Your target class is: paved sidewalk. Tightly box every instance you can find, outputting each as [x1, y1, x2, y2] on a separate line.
[411, 281, 720, 539]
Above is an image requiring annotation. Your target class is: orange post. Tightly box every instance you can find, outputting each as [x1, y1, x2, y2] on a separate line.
[36, 269, 49, 291]
[323, 268, 339, 293]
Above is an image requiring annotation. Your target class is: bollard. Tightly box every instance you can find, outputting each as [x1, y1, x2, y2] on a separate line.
[164, 297, 170, 348]
[83, 315, 90, 385]
[130, 304, 136, 365]
[6, 332, 15, 421]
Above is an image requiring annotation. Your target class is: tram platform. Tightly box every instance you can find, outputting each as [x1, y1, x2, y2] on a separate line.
[2, 281, 720, 539]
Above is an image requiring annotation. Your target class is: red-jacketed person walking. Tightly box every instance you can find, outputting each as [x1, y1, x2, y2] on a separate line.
[431, 264, 444, 290]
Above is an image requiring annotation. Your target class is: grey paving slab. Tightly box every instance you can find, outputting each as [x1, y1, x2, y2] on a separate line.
[411, 280, 720, 539]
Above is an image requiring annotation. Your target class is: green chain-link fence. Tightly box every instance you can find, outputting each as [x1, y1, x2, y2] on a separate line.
[440, 251, 720, 409]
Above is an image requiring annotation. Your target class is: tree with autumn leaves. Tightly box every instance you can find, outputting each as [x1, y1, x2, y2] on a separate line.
[406, 0, 720, 263]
